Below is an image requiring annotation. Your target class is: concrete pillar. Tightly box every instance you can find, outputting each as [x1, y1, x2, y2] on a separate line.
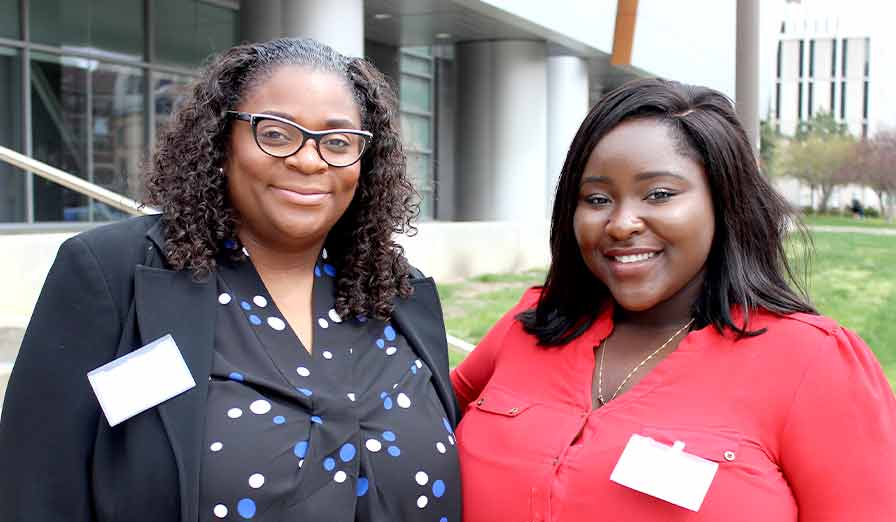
[736, 0, 760, 153]
[455, 40, 548, 221]
[547, 56, 589, 216]
[283, 0, 364, 57]
[240, 0, 364, 58]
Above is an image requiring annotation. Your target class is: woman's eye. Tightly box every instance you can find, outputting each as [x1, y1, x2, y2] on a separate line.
[646, 189, 675, 201]
[584, 194, 611, 206]
[322, 136, 351, 150]
[259, 129, 291, 142]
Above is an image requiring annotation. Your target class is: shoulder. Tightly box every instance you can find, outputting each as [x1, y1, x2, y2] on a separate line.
[72, 214, 160, 254]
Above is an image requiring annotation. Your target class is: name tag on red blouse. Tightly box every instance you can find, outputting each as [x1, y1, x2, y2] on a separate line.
[87, 334, 196, 427]
[610, 434, 718, 511]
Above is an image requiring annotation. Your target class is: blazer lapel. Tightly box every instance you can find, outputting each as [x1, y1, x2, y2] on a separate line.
[136, 229, 216, 522]
[391, 278, 460, 426]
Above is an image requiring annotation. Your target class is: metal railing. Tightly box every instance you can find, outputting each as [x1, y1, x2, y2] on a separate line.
[0, 145, 158, 217]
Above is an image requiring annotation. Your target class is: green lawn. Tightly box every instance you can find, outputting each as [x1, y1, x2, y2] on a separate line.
[439, 231, 896, 389]
[803, 213, 895, 229]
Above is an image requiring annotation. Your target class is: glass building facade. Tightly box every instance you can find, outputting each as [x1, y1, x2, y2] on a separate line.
[0, 0, 238, 224]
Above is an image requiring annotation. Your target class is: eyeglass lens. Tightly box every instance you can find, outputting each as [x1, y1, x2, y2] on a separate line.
[255, 119, 368, 166]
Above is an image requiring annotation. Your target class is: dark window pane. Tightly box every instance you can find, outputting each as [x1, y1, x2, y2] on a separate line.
[0, 48, 25, 222]
[30, 0, 143, 59]
[153, 72, 193, 135]
[0, 0, 19, 39]
[400, 75, 431, 113]
[31, 53, 89, 221]
[154, 0, 238, 68]
[91, 62, 145, 220]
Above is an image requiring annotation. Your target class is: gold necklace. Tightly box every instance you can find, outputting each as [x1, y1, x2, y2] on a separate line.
[597, 318, 695, 405]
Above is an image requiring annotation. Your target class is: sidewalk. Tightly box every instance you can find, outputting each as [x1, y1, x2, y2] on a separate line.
[808, 225, 896, 236]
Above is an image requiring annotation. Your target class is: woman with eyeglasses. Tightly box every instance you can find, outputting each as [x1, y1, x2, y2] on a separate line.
[451, 79, 896, 521]
[0, 38, 460, 522]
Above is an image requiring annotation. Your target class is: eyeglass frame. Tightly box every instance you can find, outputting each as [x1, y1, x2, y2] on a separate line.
[226, 111, 374, 168]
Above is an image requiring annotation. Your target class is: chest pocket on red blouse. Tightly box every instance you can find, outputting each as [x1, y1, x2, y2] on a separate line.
[640, 425, 742, 463]
[473, 386, 537, 417]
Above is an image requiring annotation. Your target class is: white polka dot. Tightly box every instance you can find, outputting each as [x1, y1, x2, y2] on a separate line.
[322, 248, 328, 259]
[218, 293, 232, 305]
[436, 442, 446, 454]
[213, 504, 228, 518]
[415, 360, 423, 368]
[328, 309, 342, 323]
[346, 393, 356, 401]
[242, 247, 250, 257]
[318, 318, 329, 329]
[297, 366, 311, 377]
[298, 459, 304, 468]
[392, 383, 399, 389]
[415, 471, 429, 485]
[417, 495, 429, 509]
[366, 439, 382, 452]
[227, 408, 242, 419]
[448, 435, 455, 445]
[248, 473, 265, 488]
[267, 317, 286, 331]
[210, 442, 223, 452]
[322, 351, 333, 360]
[385, 346, 397, 356]
[253, 295, 268, 307]
[396, 393, 411, 408]
[333, 470, 347, 483]
[249, 400, 271, 415]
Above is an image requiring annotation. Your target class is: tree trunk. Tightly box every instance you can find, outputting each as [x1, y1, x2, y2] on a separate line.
[819, 184, 834, 213]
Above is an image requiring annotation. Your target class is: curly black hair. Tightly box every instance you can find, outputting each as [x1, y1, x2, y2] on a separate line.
[144, 38, 418, 319]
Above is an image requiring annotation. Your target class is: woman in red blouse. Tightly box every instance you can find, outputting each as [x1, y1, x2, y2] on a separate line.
[451, 79, 896, 522]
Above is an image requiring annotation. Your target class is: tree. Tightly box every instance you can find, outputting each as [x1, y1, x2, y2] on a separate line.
[779, 111, 858, 213]
[759, 119, 780, 177]
[854, 130, 896, 221]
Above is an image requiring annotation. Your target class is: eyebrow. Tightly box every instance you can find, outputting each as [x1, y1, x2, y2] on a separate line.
[581, 170, 688, 184]
[259, 110, 359, 129]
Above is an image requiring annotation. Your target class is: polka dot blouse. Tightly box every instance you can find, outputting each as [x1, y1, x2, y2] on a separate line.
[199, 249, 460, 521]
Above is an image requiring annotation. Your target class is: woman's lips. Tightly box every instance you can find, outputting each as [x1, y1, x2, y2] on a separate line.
[604, 250, 663, 277]
[272, 186, 330, 205]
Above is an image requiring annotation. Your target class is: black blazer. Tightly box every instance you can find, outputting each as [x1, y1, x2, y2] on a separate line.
[0, 215, 458, 522]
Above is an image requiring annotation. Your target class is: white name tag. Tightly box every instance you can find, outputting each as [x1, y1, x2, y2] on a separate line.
[610, 433, 718, 512]
[87, 334, 196, 427]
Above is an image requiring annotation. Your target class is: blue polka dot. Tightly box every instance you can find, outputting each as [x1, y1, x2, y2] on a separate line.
[376, 339, 385, 349]
[387, 445, 401, 457]
[314, 265, 322, 277]
[228, 372, 244, 381]
[323, 264, 336, 276]
[384, 325, 396, 341]
[223, 238, 238, 249]
[294, 440, 308, 458]
[297, 388, 313, 397]
[248, 314, 262, 325]
[311, 416, 323, 424]
[237, 498, 256, 519]
[357, 315, 367, 323]
[442, 418, 453, 434]
[240, 301, 251, 311]
[379, 391, 388, 399]
[432, 479, 446, 498]
[339, 443, 356, 462]
[410, 364, 417, 375]
[383, 397, 393, 410]
[273, 415, 285, 424]
[356, 477, 369, 496]
[440, 518, 448, 522]
[382, 431, 396, 442]
[323, 457, 335, 471]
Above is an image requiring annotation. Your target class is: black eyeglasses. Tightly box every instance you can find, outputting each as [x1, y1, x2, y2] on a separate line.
[227, 111, 373, 168]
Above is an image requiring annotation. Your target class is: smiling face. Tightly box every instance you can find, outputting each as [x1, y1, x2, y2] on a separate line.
[226, 65, 362, 249]
[573, 118, 715, 314]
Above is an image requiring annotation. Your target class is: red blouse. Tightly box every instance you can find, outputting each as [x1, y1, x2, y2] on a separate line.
[451, 288, 896, 522]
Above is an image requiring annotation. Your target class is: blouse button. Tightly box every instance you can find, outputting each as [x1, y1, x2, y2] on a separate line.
[508, 407, 519, 415]
[723, 450, 736, 462]
[476, 398, 485, 406]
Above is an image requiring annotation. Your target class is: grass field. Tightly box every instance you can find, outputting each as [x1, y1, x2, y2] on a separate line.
[803, 213, 895, 229]
[439, 231, 896, 389]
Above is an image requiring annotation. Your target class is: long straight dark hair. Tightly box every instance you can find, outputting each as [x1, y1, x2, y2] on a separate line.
[519, 78, 816, 346]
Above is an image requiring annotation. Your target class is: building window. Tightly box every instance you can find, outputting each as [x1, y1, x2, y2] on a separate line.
[841, 38, 848, 78]
[0, 0, 20, 39]
[831, 38, 837, 77]
[775, 82, 781, 120]
[808, 82, 814, 117]
[154, 0, 239, 68]
[863, 80, 869, 122]
[798, 81, 803, 119]
[798, 40, 804, 78]
[808, 39, 815, 77]
[840, 80, 846, 120]
[0, 47, 25, 222]
[399, 47, 435, 220]
[830, 82, 836, 113]
[30, 0, 145, 59]
[776, 41, 782, 79]
[864, 37, 870, 78]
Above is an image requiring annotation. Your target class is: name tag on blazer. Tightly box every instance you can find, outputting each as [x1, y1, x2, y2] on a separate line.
[88, 334, 196, 427]
[610, 433, 719, 512]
